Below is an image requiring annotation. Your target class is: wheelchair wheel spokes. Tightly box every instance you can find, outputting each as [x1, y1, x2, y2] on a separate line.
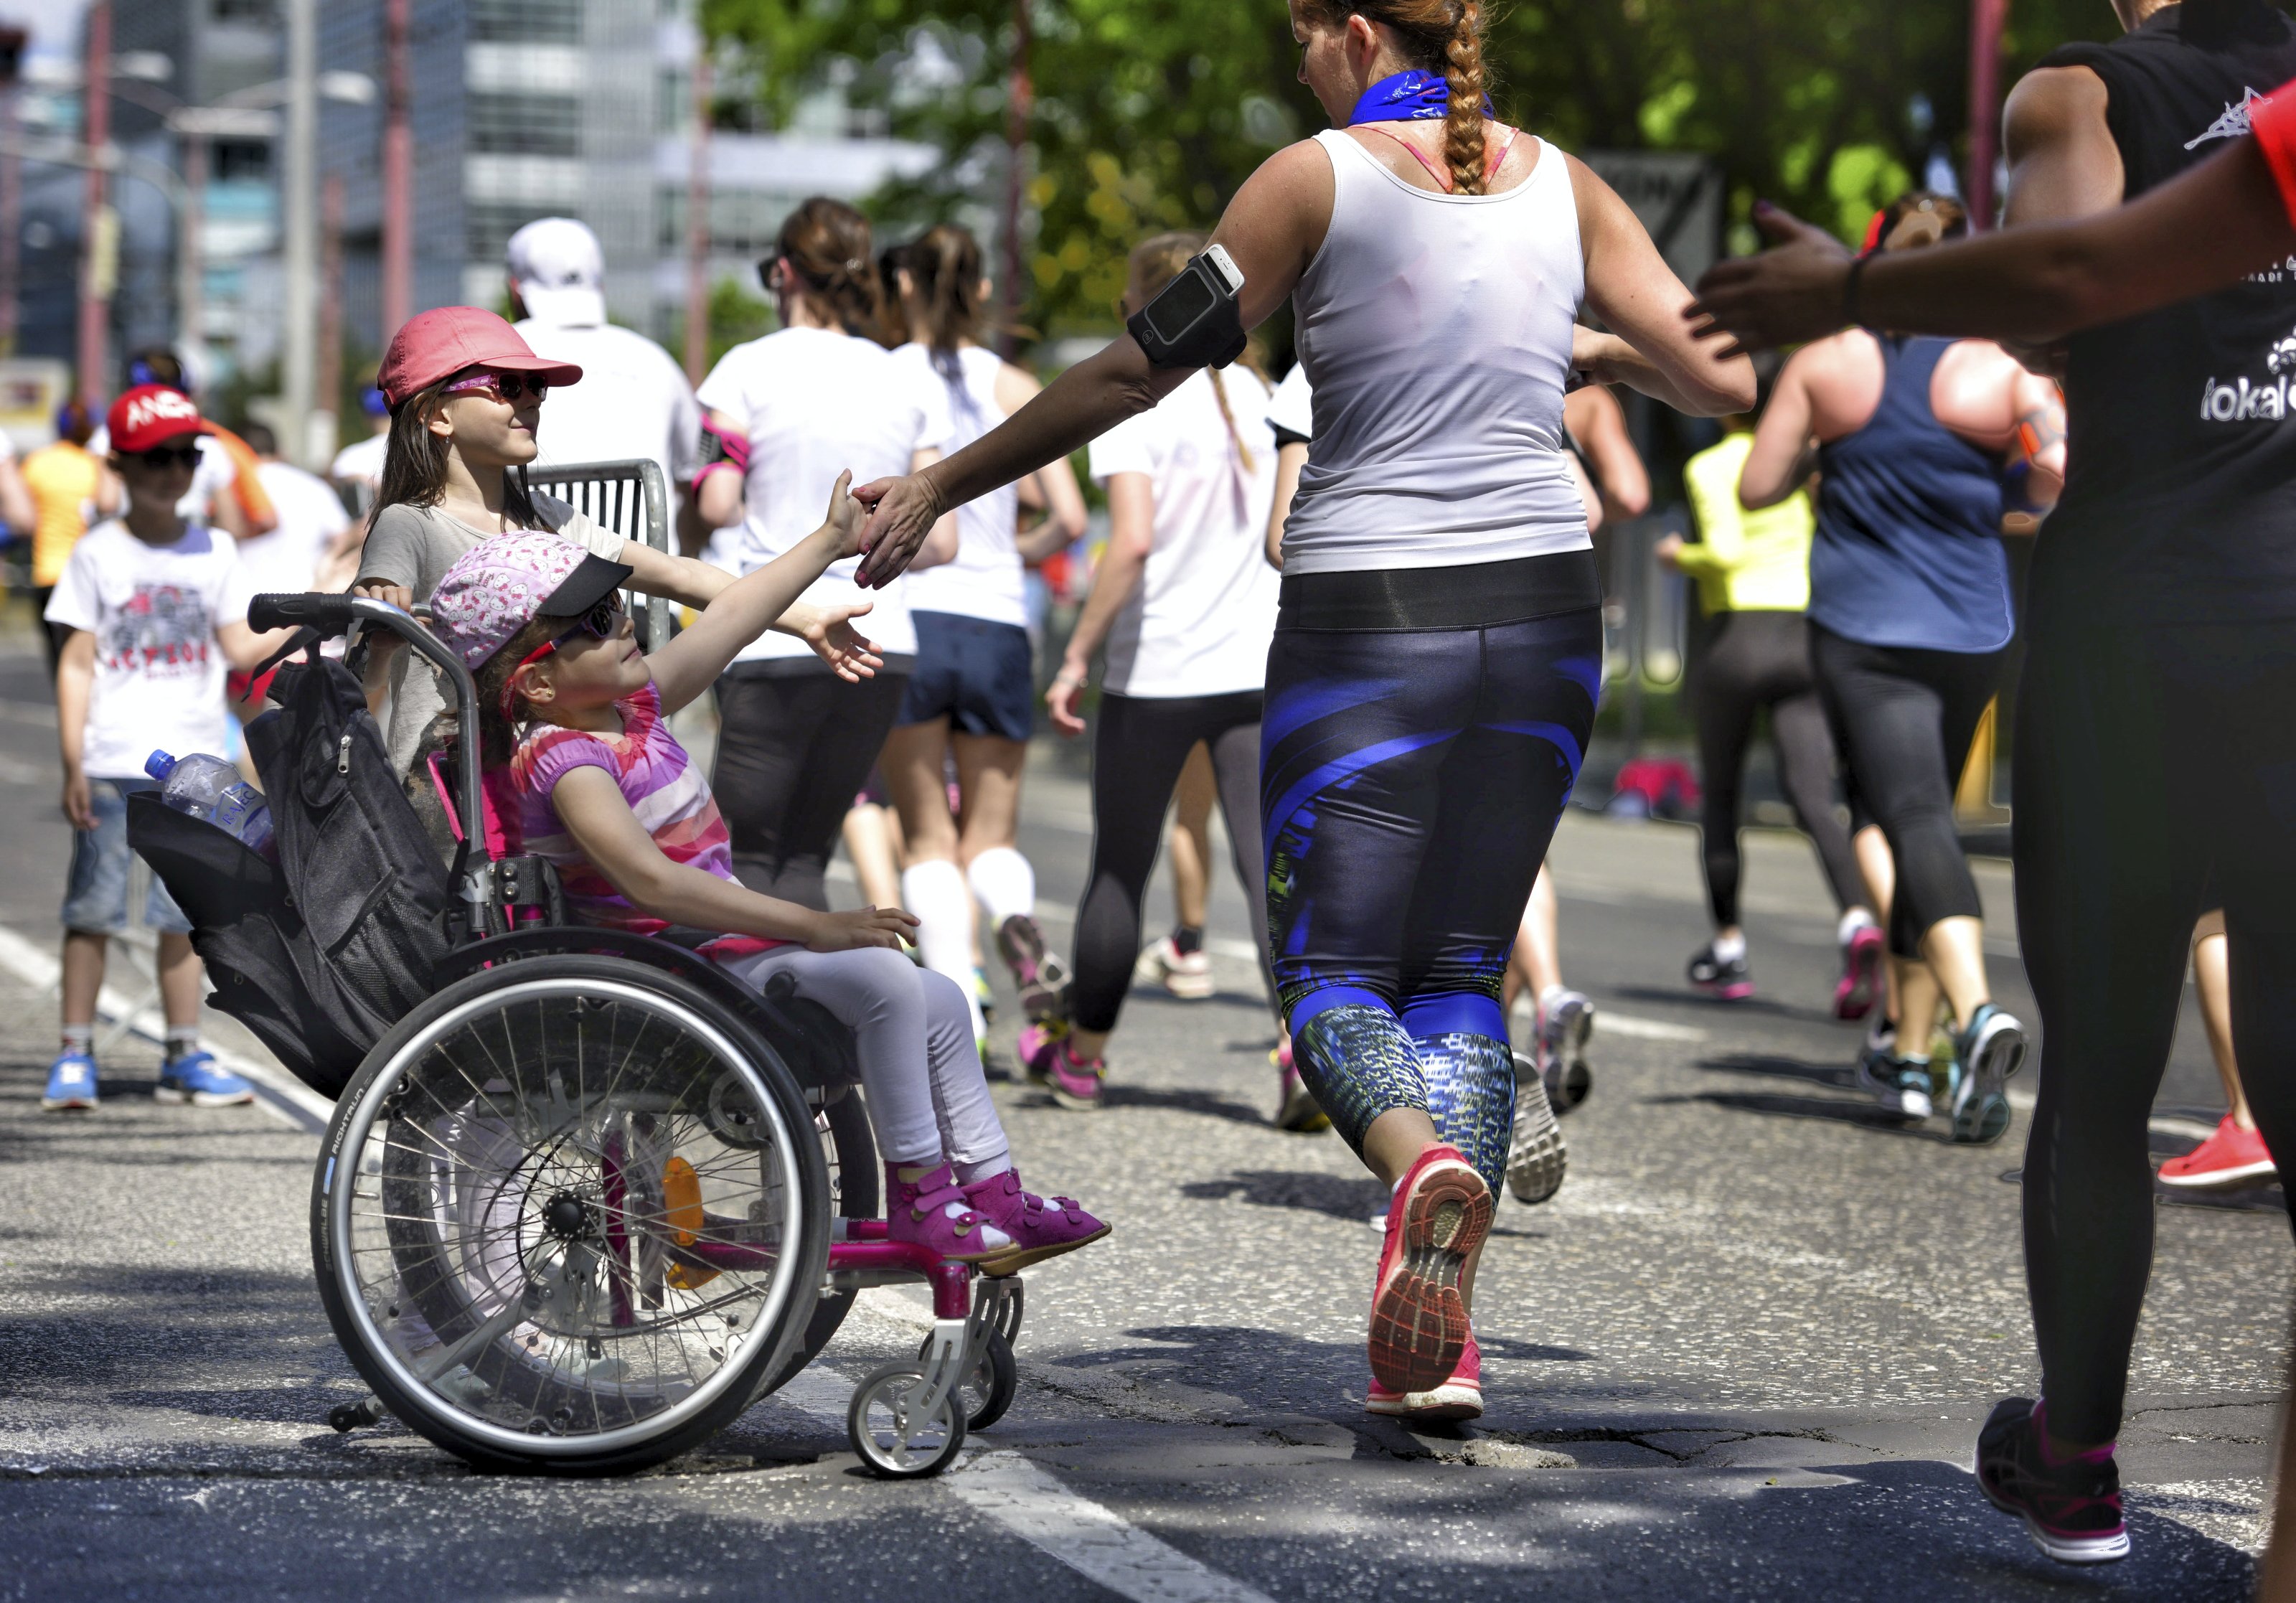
[328, 968, 822, 1466]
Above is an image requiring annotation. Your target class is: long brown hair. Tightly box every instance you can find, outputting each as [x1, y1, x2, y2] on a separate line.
[771, 197, 884, 340]
[1299, 0, 1492, 195]
[890, 224, 987, 379]
[469, 614, 559, 768]
[373, 371, 540, 525]
[1127, 231, 1264, 472]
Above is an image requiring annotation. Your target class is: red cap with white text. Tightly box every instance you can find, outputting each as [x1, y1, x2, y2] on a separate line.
[105, 385, 212, 453]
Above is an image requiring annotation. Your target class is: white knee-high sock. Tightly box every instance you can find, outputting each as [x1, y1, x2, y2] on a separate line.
[966, 846, 1036, 929]
[903, 859, 985, 1038]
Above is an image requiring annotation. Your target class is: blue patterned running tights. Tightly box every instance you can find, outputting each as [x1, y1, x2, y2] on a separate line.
[1263, 604, 1601, 1190]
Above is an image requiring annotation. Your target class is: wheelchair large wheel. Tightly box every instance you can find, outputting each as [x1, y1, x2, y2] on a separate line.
[311, 955, 831, 1475]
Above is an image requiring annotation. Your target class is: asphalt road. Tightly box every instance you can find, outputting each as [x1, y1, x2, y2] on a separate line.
[0, 636, 2281, 1602]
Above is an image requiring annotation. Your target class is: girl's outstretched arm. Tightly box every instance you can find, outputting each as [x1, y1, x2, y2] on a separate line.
[646, 473, 867, 714]
[554, 765, 916, 951]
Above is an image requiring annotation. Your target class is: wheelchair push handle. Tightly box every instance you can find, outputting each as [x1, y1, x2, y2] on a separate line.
[250, 591, 359, 634]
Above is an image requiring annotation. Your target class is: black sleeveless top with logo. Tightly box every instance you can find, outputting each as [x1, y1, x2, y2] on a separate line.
[2037, 0, 2296, 624]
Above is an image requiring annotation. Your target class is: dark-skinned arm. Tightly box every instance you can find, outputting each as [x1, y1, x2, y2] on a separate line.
[1690, 136, 2295, 352]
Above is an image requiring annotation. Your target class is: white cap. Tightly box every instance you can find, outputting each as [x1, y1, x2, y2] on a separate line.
[506, 217, 606, 327]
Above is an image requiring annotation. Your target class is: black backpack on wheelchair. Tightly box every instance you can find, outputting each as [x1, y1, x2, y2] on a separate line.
[126, 644, 450, 1098]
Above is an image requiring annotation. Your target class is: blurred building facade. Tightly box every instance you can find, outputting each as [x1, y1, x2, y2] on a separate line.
[14, 0, 936, 395]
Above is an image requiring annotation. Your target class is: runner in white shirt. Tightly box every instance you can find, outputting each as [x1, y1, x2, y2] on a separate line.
[694, 197, 959, 911]
[881, 225, 1091, 1048]
[508, 217, 702, 495]
[1016, 231, 1286, 1113]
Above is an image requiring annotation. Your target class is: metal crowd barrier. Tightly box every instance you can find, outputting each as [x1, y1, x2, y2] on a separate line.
[522, 459, 672, 649]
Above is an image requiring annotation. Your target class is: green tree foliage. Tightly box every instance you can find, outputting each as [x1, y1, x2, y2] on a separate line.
[705, 0, 2130, 337]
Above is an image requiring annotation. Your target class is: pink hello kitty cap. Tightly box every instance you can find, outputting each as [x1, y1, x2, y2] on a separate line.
[426, 530, 632, 669]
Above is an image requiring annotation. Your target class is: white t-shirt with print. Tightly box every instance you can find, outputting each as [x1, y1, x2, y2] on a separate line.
[888, 342, 1026, 629]
[240, 459, 351, 597]
[697, 326, 952, 664]
[44, 520, 252, 779]
[1086, 368, 1283, 698]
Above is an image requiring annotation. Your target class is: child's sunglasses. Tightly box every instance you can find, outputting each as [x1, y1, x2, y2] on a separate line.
[500, 596, 626, 720]
[442, 369, 551, 406]
[131, 443, 202, 470]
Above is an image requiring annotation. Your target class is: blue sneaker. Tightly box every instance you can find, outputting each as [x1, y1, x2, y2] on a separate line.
[1951, 1004, 2026, 1146]
[42, 1050, 98, 1111]
[156, 1050, 255, 1107]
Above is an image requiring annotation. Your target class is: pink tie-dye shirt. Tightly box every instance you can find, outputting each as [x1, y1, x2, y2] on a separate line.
[504, 683, 783, 959]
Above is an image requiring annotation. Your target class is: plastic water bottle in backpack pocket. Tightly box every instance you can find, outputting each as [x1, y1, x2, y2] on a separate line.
[146, 749, 275, 859]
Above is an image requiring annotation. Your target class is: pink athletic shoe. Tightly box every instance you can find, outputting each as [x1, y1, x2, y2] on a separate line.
[2158, 1115, 2277, 1189]
[1835, 923, 1886, 1020]
[1020, 1022, 1104, 1111]
[1368, 1145, 1492, 1396]
[1366, 1330, 1482, 1422]
[885, 1161, 1015, 1265]
[959, 1167, 1111, 1274]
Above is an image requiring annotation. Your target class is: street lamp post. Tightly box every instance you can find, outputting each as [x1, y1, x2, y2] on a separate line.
[77, 0, 111, 405]
[381, 0, 410, 339]
[281, 0, 316, 464]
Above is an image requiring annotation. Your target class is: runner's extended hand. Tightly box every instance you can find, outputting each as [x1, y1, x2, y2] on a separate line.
[850, 473, 946, 590]
[1688, 202, 1856, 355]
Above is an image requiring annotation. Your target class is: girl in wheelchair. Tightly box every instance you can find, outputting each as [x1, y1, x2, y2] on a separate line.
[423, 474, 1107, 1273]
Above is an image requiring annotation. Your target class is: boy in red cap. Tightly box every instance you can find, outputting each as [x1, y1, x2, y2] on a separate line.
[39, 385, 292, 1114]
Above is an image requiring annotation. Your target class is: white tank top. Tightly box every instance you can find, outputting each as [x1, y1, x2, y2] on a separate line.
[1282, 129, 1590, 575]
[893, 342, 1028, 629]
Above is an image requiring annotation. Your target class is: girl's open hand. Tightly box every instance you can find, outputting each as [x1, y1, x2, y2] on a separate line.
[805, 905, 919, 953]
[796, 599, 883, 682]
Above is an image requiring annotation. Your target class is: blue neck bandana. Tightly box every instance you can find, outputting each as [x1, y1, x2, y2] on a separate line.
[1347, 68, 1492, 126]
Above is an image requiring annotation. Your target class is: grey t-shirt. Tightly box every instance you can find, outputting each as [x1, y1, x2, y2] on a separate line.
[357, 494, 626, 774]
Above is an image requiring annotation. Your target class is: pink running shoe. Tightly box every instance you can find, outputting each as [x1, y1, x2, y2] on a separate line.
[1835, 922, 1886, 1021]
[1366, 1330, 1482, 1422]
[2158, 1115, 2277, 1188]
[1020, 1022, 1104, 1111]
[885, 1162, 1015, 1264]
[1368, 1144, 1492, 1396]
[960, 1167, 1111, 1274]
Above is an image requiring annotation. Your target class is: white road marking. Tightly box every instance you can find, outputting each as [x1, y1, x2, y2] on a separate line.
[0, 924, 331, 1134]
[949, 1451, 1281, 1603]
[771, 1350, 1277, 1603]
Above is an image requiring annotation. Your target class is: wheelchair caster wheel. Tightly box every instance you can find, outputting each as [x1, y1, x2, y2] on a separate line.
[847, 1361, 966, 1478]
[919, 1327, 1017, 1432]
[327, 1396, 387, 1434]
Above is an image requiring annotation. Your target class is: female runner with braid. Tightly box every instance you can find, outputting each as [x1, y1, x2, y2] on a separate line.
[852, 0, 1750, 1421]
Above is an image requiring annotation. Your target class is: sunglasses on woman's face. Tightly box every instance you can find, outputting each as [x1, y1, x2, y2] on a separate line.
[442, 370, 550, 406]
[131, 444, 202, 471]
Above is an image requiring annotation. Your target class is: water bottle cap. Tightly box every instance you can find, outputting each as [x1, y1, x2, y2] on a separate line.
[145, 751, 176, 779]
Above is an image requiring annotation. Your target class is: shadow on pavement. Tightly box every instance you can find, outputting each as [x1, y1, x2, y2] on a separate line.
[1098, 1083, 1269, 1126]
[1649, 1089, 1959, 1141]
[1178, 1167, 1383, 1220]
[1612, 982, 1847, 1030]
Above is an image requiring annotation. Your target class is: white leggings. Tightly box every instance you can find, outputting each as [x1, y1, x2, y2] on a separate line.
[720, 944, 1007, 1171]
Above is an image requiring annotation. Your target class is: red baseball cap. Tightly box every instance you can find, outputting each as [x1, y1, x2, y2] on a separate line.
[377, 305, 584, 409]
[106, 384, 212, 453]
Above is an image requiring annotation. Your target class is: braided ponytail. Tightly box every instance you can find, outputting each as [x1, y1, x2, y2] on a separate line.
[1299, 0, 1494, 194]
[1441, 0, 1488, 197]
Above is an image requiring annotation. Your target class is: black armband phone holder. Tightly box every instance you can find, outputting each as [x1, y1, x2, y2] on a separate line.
[1127, 245, 1248, 370]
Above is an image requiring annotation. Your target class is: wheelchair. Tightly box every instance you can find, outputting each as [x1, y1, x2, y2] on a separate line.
[249, 593, 1022, 1478]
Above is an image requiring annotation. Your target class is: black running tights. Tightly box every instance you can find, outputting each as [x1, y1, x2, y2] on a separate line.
[712, 668, 909, 911]
[2016, 607, 2296, 1446]
[1691, 609, 1866, 927]
[1071, 690, 1273, 1034]
[1811, 624, 2002, 959]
